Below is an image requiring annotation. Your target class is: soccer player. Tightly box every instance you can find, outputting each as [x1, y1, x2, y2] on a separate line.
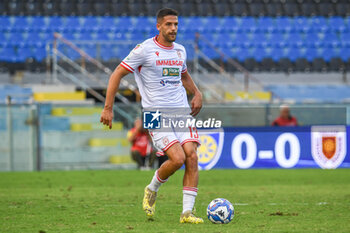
[100, 8, 203, 223]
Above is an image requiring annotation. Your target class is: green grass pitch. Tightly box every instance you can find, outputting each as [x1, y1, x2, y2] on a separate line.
[0, 169, 349, 233]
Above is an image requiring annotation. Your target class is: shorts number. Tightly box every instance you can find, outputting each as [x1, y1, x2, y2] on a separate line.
[189, 127, 199, 139]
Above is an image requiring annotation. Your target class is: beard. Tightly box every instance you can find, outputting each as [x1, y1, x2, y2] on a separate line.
[163, 31, 177, 43]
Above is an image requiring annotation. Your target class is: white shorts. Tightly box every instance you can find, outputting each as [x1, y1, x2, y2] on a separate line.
[149, 126, 200, 156]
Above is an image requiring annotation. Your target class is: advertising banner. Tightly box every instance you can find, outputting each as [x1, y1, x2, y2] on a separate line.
[197, 126, 350, 169]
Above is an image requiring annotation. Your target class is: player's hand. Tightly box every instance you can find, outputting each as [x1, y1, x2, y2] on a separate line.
[190, 91, 202, 116]
[100, 107, 114, 129]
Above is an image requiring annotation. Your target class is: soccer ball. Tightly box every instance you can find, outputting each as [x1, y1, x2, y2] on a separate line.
[207, 198, 234, 224]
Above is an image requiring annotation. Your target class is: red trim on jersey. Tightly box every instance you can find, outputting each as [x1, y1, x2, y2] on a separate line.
[162, 139, 179, 151]
[138, 65, 142, 73]
[120, 61, 134, 73]
[181, 68, 187, 74]
[181, 139, 201, 146]
[156, 151, 164, 157]
[153, 36, 174, 50]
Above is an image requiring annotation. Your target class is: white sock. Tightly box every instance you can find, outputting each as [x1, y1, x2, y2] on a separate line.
[182, 187, 198, 214]
[147, 169, 168, 192]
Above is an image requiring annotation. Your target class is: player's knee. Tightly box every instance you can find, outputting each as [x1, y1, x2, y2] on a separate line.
[172, 155, 186, 169]
[186, 150, 198, 165]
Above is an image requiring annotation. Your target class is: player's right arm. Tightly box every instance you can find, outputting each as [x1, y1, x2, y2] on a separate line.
[100, 65, 130, 129]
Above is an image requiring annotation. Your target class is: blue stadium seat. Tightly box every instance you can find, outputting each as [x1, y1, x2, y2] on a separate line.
[64, 17, 81, 32]
[305, 32, 320, 47]
[309, 17, 328, 32]
[129, 31, 145, 41]
[30, 17, 47, 32]
[339, 47, 350, 61]
[202, 46, 219, 59]
[221, 17, 239, 32]
[321, 47, 338, 62]
[32, 46, 47, 61]
[82, 17, 99, 31]
[78, 31, 93, 40]
[285, 47, 301, 62]
[256, 17, 275, 33]
[304, 47, 319, 62]
[112, 32, 127, 41]
[100, 44, 114, 61]
[239, 17, 257, 32]
[285, 32, 303, 47]
[323, 32, 340, 48]
[8, 32, 24, 46]
[268, 32, 285, 48]
[26, 32, 43, 46]
[99, 17, 116, 31]
[133, 17, 153, 32]
[253, 47, 266, 62]
[233, 33, 251, 48]
[96, 32, 110, 41]
[291, 17, 311, 33]
[251, 33, 268, 48]
[0, 46, 16, 62]
[12, 17, 29, 31]
[340, 32, 350, 47]
[81, 44, 97, 58]
[203, 17, 221, 32]
[115, 17, 133, 32]
[328, 16, 346, 33]
[275, 17, 292, 33]
[185, 17, 205, 32]
[17, 46, 33, 62]
[270, 47, 284, 61]
[0, 16, 11, 31]
[47, 16, 64, 32]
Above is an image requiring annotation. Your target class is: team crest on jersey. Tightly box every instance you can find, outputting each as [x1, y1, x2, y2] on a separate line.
[155, 51, 159, 57]
[311, 126, 347, 169]
[177, 50, 182, 58]
[197, 128, 224, 170]
[162, 67, 180, 76]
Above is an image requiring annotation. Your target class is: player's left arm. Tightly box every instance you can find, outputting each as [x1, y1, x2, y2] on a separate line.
[181, 71, 202, 116]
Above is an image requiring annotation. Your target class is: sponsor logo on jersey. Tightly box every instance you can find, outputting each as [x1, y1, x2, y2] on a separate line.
[311, 125, 347, 169]
[162, 68, 180, 77]
[156, 60, 183, 66]
[177, 50, 182, 58]
[160, 79, 181, 86]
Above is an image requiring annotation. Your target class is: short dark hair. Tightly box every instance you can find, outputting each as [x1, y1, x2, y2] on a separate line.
[156, 8, 178, 22]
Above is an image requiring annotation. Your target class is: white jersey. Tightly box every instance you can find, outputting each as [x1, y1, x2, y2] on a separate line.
[120, 36, 190, 109]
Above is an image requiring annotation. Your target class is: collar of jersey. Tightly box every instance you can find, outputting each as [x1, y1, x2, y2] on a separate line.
[153, 36, 174, 50]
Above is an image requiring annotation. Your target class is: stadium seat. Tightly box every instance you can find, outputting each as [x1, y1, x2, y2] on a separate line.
[77, 2, 92, 16]
[328, 16, 346, 33]
[274, 17, 292, 33]
[42, 0, 60, 16]
[283, 3, 299, 17]
[250, 3, 265, 17]
[12, 17, 29, 31]
[214, 2, 231, 16]
[319, 3, 335, 17]
[82, 17, 99, 31]
[240, 17, 257, 32]
[8, 0, 25, 15]
[30, 17, 47, 32]
[256, 17, 275, 33]
[266, 3, 283, 17]
[25, 0, 41, 16]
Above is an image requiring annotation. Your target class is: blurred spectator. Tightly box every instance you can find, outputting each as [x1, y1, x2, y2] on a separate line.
[127, 118, 156, 170]
[272, 105, 298, 126]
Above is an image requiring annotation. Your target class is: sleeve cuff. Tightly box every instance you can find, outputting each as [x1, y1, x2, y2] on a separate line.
[120, 61, 134, 73]
[181, 68, 187, 73]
